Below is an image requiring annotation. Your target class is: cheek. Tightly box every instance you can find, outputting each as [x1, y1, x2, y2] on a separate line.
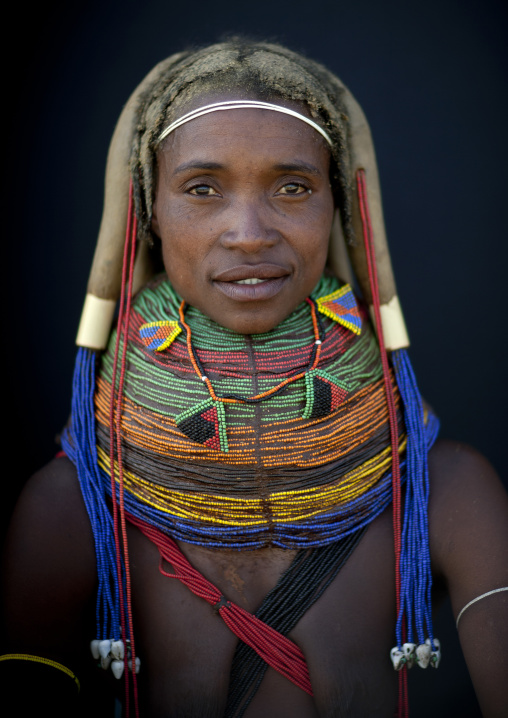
[158, 205, 196, 270]
[162, 244, 195, 288]
[298, 201, 334, 260]
[159, 233, 192, 288]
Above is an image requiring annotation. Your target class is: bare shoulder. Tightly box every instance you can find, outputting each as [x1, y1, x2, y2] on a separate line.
[1, 456, 96, 658]
[427, 439, 508, 717]
[427, 438, 508, 590]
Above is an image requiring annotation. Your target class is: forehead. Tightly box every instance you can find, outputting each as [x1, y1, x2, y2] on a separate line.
[158, 105, 331, 173]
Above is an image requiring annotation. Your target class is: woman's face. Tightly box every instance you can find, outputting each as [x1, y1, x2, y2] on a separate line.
[151, 101, 335, 334]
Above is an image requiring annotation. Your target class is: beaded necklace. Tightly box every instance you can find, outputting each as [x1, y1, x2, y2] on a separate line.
[77, 274, 440, 556]
[179, 297, 324, 405]
[136, 278, 363, 453]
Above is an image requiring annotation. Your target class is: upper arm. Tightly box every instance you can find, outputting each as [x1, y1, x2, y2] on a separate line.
[1, 457, 119, 716]
[429, 439, 508, 717]
[1, 456, 97, 666]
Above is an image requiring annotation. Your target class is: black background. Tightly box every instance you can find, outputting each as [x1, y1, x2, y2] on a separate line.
[4, 1, 507, 715]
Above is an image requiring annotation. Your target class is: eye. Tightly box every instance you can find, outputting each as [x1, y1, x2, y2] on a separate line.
[277, 182, 310, 196]
[188, 184, 219, 196]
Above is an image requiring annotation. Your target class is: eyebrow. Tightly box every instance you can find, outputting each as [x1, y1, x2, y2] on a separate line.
[172, 160, 322, 176]
[271, 162, 321, 175]
[173, 161, 224, 175]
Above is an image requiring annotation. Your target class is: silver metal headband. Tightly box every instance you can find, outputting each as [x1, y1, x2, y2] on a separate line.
[158, 100, 333, 146]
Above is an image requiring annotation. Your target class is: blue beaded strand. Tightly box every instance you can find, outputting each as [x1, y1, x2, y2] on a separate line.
[61, 347, 126, 643]
[392, 348, 439, 651]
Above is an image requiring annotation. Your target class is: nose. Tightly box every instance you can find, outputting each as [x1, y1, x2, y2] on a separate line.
[219, 199, 278, 254]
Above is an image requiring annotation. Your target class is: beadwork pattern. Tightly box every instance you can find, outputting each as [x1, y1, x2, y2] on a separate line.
[316, 285, 362, 335]
[176, 398, 229, 453]
[302, 370, 349, 419]
[139, 320, 181, 351]
[136, 282, 360, 452]
[88, 274, 439, 549]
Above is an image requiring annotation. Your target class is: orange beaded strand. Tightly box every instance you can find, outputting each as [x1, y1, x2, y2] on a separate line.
[178, 298, 323, 406]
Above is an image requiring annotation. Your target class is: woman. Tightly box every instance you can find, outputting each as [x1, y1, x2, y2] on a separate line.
[2, 39, 507, 718]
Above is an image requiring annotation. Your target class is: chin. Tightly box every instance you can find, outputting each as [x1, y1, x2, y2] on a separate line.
[213, 310, 283, 336]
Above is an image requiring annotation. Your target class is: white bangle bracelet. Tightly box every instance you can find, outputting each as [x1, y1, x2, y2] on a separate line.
[456, 587, 508, 629]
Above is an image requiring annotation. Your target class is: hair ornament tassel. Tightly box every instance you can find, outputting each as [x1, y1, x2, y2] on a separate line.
[355, 168, 441, 717]
[60, 347, 124, 653]
[63, 183, 141, 717]
[75, 60, 172, 351]
[392, 349, 440, 659]
[106, 181, 140, 717]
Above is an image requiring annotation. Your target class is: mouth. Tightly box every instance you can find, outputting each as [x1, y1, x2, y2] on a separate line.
[212, 264, 290, 301]
[233, 277, 266, 285]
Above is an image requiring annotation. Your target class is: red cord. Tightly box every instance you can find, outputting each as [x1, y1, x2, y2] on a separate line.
[356, 169, 408, 718]
[108, 188, 132, 712]
[109, 182, 140, 717]
[128, 513, 313, 696]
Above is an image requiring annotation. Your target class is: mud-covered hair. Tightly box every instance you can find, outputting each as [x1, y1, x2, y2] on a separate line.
[130, 38, 354, 245]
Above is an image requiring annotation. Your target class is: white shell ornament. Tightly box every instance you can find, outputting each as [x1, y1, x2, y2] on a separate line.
[390, 647, 406, 671]
[415, 643, 432, 668]
[111, 640, 125, 660]
[426, 637, 441, 668]
[111, 659, 125, 680]
[90, 639, 100, 660]
[100, 654, 112, 670]
[402, 642, 416, 669]
[99, 639, 112, 659]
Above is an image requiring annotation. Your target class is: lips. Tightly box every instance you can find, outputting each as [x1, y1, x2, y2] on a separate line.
[212, 264, 290, 302]
[213, 264, 290, 282]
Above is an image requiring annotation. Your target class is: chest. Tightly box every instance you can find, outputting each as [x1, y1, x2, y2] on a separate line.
[124, 508, 399, 717]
